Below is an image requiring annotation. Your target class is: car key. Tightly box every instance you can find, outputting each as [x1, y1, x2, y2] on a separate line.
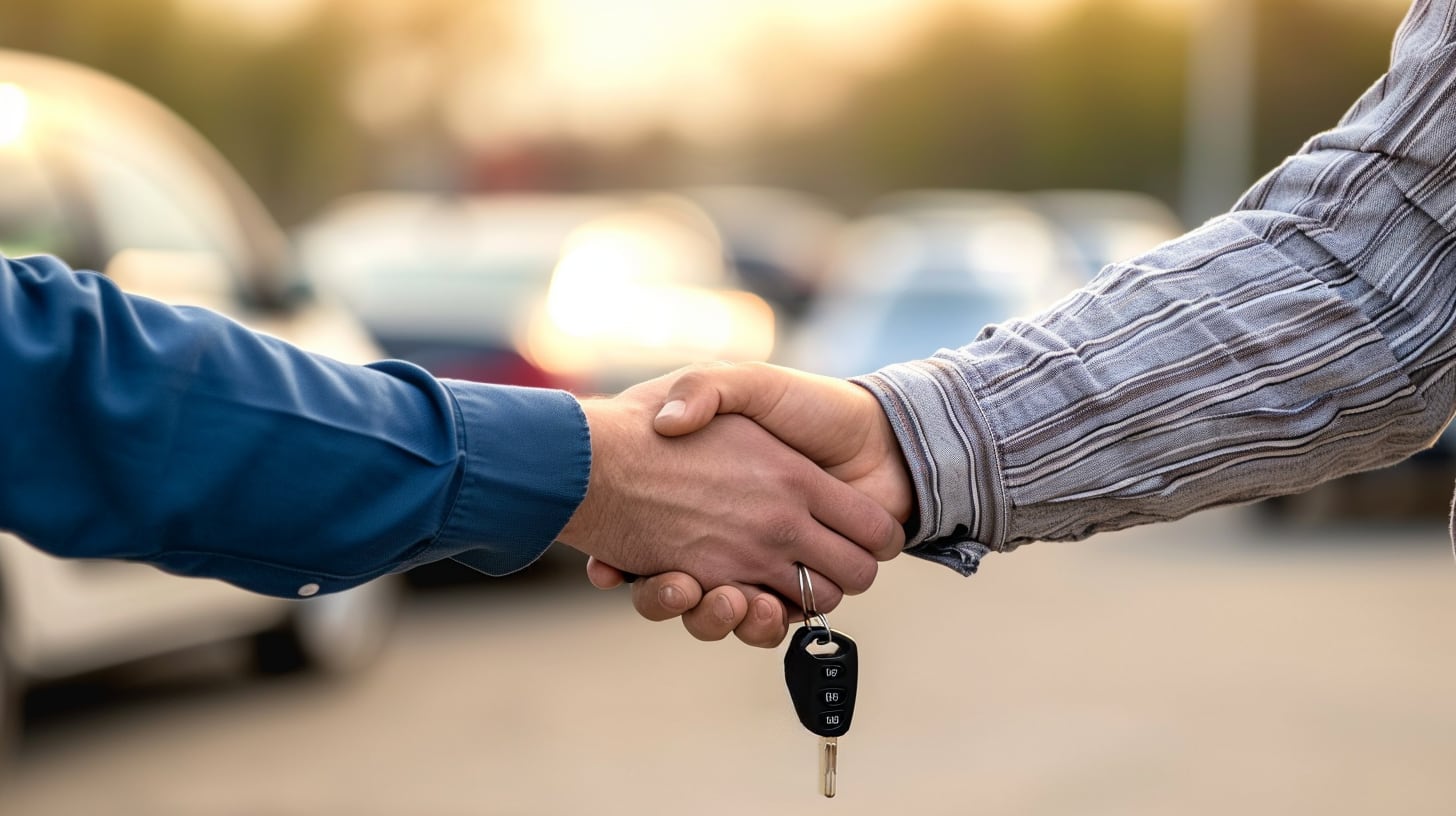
[784, 623, 858, 797]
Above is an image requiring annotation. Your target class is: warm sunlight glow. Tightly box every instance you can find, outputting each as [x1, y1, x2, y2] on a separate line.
[942, 0, 1080, 22]
[176, 0, 324, 40]
[435, 0, 937, 149]
[428, 0, 1224, 149]
[345, 0, 1407, 148]
[0, 83, 30, 148]
[526, 216, 774, 377]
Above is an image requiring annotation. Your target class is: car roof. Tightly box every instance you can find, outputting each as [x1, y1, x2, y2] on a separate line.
[0, 48, 290, 299]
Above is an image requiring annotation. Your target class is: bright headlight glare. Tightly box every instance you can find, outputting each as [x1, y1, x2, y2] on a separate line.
[527, 285, 774, 376]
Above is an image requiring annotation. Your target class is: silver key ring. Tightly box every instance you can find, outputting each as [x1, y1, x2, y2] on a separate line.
[796, 564, 832, 644]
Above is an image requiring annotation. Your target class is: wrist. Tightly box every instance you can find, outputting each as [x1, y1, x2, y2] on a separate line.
[557, 397, 608, 552]
[850, 382, 916, 524]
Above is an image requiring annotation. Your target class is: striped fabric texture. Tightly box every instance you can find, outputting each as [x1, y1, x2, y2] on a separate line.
[853, 0, 1456, 575]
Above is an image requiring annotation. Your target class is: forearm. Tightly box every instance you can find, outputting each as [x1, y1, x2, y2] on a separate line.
[860, 212, 1443, 567]
[0, 255, 588, 595]
[857, 2, 1456, 572]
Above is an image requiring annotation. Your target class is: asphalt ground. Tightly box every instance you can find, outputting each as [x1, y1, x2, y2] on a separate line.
[3, 505, 1455, 815]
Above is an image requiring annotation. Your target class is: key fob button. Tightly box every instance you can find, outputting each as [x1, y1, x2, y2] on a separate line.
[819, 712, 847, 733]
[820, 688, 846, 707]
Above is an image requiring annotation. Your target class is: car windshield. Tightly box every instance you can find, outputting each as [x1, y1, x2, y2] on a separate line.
[0, 66, 287, 302]
[298, 198, 587, 343]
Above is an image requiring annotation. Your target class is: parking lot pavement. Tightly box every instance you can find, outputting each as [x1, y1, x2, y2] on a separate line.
[4, 506, 1456, 815]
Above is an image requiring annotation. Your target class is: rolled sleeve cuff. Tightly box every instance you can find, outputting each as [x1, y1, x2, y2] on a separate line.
[434, 382, 591, 576]
[852, 356, 1005, 576]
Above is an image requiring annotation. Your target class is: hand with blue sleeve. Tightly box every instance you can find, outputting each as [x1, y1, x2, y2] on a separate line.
[0, 253, 902, 606]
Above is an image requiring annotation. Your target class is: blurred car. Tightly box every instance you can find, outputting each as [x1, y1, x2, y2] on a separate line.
[299, 191, 776, 395]
[678, 185, 846, 322]
[297, 191, 618, 390]
[0, 50, 400, 753]
[783, 191, 1085, 377]
[1028, 189, 1186, 280]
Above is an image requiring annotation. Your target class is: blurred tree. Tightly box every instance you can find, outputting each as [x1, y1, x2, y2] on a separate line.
[1022, 2, 1188, 198]
[0, 0, 1414, 224]
[1253, 0, 1407, 166]
[739, 2, 1186, 209]
[0, 0, 365, 224]
[700, 0, 1406, 215]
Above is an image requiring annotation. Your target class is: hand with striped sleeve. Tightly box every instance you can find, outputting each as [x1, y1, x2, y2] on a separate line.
[591, 0, 1456, 647]
[584, 362, 913, 646]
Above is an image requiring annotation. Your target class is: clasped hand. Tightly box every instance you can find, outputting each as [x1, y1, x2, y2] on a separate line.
[557, 363, 912, 647]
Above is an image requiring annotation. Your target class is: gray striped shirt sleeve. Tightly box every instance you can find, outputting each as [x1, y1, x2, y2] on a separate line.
[853, 0, 1456, 575]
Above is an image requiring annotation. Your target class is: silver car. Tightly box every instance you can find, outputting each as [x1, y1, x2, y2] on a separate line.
[0, 50, 399, 754]
[784, 191, 1086, 377]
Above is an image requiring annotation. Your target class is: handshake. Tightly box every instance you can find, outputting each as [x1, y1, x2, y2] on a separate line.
[555, 362, 915, 648]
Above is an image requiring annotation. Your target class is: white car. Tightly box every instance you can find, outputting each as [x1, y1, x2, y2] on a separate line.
[0, 51, 399, 753]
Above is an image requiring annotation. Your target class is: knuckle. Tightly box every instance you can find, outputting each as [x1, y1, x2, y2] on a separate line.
[842, 556, 878, 596]
[674, 369, 706, 390]
[868, 513, 902, 559]
[761, 511, 806, 549]
[875, 530, 906, 562]
[782, 459, 815, 484]
[679, 360, 731, 383]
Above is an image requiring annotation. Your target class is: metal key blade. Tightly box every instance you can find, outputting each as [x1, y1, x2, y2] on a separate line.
[785, 624, 856, 797]
[820, 737, 838, 798]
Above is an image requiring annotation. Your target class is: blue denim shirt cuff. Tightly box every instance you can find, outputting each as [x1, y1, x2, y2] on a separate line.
[431, 382, 591, 576]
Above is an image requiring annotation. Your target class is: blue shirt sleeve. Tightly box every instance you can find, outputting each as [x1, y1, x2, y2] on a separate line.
[0, 254, 590, 597]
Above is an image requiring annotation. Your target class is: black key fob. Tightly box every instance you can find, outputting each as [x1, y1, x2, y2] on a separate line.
[784, 625, 858, 738]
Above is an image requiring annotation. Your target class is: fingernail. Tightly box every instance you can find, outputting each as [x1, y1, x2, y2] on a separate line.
[659, 584, 685, 610]
[713, 594, 734, 622]
[754, 598, 775, 622]
[655, 400, 686, 422]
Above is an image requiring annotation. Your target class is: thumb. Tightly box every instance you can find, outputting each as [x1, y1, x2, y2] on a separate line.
[652, 362, 785, 437]
[651, 394, 718, 438]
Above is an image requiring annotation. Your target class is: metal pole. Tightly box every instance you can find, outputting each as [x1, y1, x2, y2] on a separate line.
[1180, 0, 1257, 225]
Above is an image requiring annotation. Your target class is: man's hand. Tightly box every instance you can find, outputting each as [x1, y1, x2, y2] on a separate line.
[585, 561, 798, 646]
[556, 371, 903, 611]
[655, 363, 912, 522]
[585, 362, 914, 646]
